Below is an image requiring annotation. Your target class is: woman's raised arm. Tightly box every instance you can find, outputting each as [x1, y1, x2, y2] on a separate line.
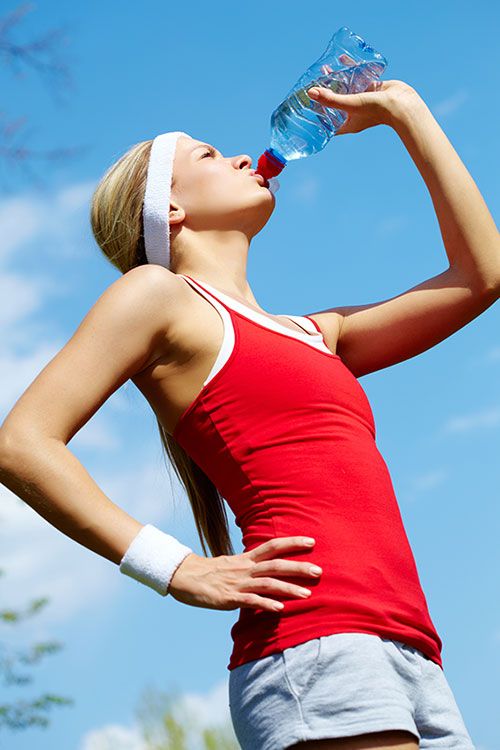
[308, 79, 500, 291]
[303, 81, 499, 377]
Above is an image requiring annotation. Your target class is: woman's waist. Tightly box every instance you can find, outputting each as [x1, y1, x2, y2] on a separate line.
[236, 542, 428, 608]
[229, 586, 442, 663]
[240, 505, 417, 573]
[230, 456, 400, 531]
[227, 614, 443, 671]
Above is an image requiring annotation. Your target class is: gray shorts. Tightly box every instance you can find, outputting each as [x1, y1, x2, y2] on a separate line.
[228, 632, 475, 750]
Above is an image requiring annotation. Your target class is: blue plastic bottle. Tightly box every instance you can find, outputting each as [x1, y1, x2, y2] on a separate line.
[257, 27, 388, 184]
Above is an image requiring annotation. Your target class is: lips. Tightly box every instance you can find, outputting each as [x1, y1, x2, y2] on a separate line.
[252, 173, 269, 188]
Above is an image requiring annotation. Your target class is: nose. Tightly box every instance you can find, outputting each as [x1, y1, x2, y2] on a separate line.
[233, 153, 252, 170]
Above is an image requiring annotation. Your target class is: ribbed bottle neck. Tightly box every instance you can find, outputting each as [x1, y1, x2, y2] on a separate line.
[256, 148, 286, 181]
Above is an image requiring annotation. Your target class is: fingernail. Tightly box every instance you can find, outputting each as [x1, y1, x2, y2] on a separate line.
[308, 88, 319, 97]
[310, 566, 322, 575]
[303, 538, 315, 545]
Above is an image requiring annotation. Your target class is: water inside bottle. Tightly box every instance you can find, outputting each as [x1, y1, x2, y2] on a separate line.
[256, 27, 388, 180]
[271, 59, 385, 162]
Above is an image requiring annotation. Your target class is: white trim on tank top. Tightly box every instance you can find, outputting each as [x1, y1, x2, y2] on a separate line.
[283, 313, 319, 335]
[178, 274, 326, 342]
[177, 274, 334, 387]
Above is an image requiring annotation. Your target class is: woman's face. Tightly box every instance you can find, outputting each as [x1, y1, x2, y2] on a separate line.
[170, 135, 275, 238]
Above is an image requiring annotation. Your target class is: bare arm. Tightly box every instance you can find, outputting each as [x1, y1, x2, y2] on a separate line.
[312, 78, 500, 288]
[0, 266, 330, 612]
[305, 82, 500, 377]
[0, 265, 179, 565]
[391, 94, 500, 289]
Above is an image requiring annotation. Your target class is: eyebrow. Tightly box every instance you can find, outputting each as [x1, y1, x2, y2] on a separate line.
[191, 143, 219, 154]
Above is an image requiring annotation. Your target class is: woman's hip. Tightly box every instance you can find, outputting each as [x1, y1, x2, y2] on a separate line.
[228, 632, 475, 750]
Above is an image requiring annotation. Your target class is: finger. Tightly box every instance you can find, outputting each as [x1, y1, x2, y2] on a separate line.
[364, 79, 384, 93]
[253, 559, 323, 578]
[243, 576, 312, 599]
[307, 87, 361, 107]
[245, 536, 315, 562]
[236, 592, 285, 612]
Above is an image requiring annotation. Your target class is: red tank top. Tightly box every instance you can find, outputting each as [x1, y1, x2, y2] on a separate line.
[173, 274, 443, 671]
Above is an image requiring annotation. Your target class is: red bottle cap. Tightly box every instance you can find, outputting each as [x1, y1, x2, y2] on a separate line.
[256, 149, 286, 181]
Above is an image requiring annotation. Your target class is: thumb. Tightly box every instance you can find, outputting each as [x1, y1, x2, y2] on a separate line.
[307, 86, 362, 108]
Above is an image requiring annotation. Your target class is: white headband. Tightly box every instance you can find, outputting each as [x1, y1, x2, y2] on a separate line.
[143, 130, 190, 268]
[142, 130, 280, 269]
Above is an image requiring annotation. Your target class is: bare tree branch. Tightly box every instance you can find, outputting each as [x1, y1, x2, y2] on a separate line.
[0, 3, 76, 102]
[0, 3, 89, 189]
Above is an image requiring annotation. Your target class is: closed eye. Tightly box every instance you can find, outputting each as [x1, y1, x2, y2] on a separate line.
[201, 146, 218, 158]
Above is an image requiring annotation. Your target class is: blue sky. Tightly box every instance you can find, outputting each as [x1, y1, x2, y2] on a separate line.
[0, 1, 498, 748]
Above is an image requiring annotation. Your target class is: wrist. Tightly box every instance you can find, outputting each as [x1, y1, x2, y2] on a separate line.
[119, 524, 194, 596]
[385, 88, 429, 131]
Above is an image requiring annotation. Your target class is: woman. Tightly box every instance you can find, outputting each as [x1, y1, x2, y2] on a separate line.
[0, 79, 498, 749]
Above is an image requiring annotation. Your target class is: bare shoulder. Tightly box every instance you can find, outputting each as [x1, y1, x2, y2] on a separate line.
[92, 265, 189, 371]
[105, 265, 187, 327]
[110, 264, 184, 304]
[0, 266, 190, 445]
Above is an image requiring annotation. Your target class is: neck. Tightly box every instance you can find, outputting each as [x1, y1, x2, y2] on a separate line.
[172, 231, 264, 309]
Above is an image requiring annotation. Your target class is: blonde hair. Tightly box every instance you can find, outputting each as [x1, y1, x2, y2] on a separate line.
[90, 139, 235, 558]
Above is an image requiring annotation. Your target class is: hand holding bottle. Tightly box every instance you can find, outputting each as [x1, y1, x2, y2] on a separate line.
[307, 79, 423, 135]
[256, 27, 389, 181]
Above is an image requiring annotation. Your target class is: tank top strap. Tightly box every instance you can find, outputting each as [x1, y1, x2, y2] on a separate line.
[176, 273, 236, 387]
[286, 314, 321, 336]
[177, 274, 234, 314]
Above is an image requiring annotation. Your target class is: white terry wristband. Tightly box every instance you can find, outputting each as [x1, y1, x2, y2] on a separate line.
[119, 524, 194, 596]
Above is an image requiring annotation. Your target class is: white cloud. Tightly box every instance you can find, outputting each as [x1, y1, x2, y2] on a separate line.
[0, 180, 95, 411]
[1, 359, 143, 457]
[79, 678, 236, 750]
[0, 193, 47, 261]
[106, 383, 140, 412]
[178, 678, 232, 734]
[0, 180, 95, 262]
[69, 415, 121, 450]
[442, 405, 500, 434]
[0, 336, 124, 452]
[0, 340, 62, 413]
[291, 174, 320, 203]
[432, 89, 469, 119]
[400, 468, 448, 506]
[0, 270, 46, 327]
[485, 345, 500, 362]
[0, 456, 184, 640]
[410, 469, 448, 492]
[57, 181, 96, 213]
[0, 172, 237, 750]
[0, 178, 189, 642]
[465, 345, 500, 372]
[80, 723, 146, 750]
[0, 177, 139, 450]
[374, 214, 409, 238]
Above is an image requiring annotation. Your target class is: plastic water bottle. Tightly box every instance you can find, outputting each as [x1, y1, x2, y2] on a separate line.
[257, 27, 388, 186]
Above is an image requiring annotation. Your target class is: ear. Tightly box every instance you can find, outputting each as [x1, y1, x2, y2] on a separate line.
[169, 201, 185, 226]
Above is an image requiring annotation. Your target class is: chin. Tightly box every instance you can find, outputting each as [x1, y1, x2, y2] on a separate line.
[254, 201, 276, 234]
